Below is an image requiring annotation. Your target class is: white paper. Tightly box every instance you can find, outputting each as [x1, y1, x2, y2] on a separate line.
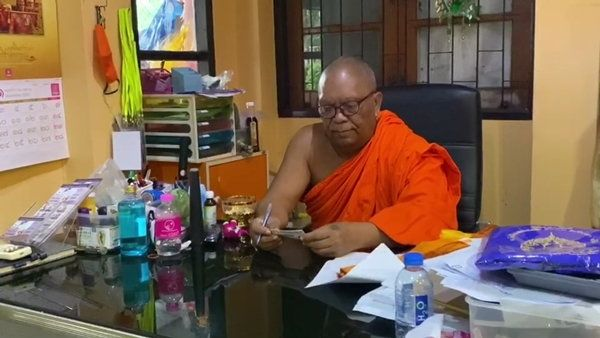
[353, 285, 395, 320]
[423, 239, 482, 277]
[112, 131, 143, 171]
[306, 244, 404, 288]
[405, 314, 444, 338]
[0, 78, 69, 172]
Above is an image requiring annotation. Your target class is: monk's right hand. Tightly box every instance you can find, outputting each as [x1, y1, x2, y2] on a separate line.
[250, 216, 283, 251]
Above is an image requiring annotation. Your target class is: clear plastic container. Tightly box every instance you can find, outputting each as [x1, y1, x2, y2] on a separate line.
[75, 213, 119, 255]
[466, 296, 600, 338]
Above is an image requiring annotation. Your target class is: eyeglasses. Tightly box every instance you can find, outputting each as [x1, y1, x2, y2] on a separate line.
[317, 91, 377, 119]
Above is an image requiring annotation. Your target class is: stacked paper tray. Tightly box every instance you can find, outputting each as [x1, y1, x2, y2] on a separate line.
[142, 94, 236, 163]
[508, 268, 600, 300]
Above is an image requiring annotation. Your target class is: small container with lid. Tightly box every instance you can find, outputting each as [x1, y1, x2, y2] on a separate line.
[203, 190, 219, 242]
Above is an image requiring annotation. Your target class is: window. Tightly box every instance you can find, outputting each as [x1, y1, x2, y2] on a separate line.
[275, 0, 534, 119]
[131, 0, 215, 75]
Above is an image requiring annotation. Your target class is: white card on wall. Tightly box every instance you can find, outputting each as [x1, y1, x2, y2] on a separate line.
[112, 131, 143, 171]
[0, 78, 69, 172]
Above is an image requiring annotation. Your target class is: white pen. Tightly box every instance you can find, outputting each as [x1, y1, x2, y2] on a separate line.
[255, 202, 273, 246]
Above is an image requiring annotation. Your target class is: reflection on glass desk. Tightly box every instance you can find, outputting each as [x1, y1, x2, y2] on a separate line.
[0, 238, 467, 338]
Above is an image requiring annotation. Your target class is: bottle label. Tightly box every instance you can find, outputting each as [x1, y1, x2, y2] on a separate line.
[155, 217, 182, 240]
[77, 225, 120, 250]
[203, 205, 217, 228]
[414, 294, 429, 325]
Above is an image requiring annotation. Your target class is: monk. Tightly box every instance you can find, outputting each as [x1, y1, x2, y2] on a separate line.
[250, 56, 461, 257]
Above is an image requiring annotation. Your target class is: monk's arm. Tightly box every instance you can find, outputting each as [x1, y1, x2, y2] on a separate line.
[255, 126, 312, 227]
[369, 153, 460, 246]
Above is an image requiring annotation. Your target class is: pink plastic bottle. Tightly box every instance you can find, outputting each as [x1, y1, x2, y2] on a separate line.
[155, 193, 182, 256]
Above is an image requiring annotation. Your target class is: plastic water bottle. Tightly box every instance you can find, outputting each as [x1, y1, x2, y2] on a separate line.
[118, 185, 149, 256]
[395, 252, 433, 335]
[155, 193, 182, 256]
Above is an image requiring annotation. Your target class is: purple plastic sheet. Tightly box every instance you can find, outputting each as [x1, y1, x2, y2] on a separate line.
[476, 225, 600, 275]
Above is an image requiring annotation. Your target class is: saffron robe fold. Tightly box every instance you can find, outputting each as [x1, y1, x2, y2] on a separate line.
[303, 110, 461, 245]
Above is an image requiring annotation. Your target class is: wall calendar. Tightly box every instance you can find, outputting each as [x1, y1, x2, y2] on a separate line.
[0, 78, 69, 172]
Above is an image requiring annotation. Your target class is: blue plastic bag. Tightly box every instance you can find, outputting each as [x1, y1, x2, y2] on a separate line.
[476, 225, 600, 275]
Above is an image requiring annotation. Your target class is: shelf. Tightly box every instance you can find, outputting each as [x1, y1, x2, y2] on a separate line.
[143, 108, 191, 114]
[143, 119, 191, 125]
[144, 132, 191, 137]
[146, 155, 180, 163]
[142, 94, 237, 163]
[144, 144, 182, 149]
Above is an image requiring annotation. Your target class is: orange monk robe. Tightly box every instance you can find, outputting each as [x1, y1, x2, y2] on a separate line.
[303, 110, 461, 246]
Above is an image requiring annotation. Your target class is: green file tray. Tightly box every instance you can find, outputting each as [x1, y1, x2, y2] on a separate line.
[145, 136, 192, 146]
[197, 118, 232, 133]
[198, 141, 234, 158]
[145, 123, 191, 133]
[198, 130, 234, 146]
[143, 96, 191, 109]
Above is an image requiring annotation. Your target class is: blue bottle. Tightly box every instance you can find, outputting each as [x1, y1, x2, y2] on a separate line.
[118, 185, 149, 256]
[395, 252, 433, 335]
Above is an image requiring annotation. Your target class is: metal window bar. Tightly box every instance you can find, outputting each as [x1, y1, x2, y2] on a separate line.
[426, 0, 430, 83]
[501, 0, 506, 108]
[339, 0, 343, 56]
[450, 11, 454, 84]
[475, 0, 480, 88]
[422, 0, 511, 111]
[360, 0, 364, 59]
[309, 1, 313, 104]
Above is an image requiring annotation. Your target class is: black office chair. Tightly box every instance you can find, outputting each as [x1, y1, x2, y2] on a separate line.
[380, 84, 482, 232]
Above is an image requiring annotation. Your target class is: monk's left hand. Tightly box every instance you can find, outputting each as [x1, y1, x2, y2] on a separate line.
[301, 222, 377, 257]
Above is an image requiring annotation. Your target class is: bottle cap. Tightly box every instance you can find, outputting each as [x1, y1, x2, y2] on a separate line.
[404, 252, 424, 266]
[206, 191, 215, 199]
[160, 193, 175, 203]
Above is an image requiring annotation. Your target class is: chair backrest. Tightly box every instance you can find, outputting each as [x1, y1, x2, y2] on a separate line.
[380, 84, 482, 232]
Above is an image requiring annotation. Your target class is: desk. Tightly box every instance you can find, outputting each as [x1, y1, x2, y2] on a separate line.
[0, 239, 466, 338]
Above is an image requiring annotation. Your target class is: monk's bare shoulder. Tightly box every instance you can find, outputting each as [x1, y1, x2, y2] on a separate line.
[286, 123, 323, 160]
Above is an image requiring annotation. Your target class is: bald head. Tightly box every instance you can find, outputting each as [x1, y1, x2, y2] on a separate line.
[316, 56, 383, 157]
[318, 57, 377, 95]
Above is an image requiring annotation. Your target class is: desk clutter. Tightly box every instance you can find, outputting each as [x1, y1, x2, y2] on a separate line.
[308, 226, 600, 337]
[0, 152, 276, 273]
